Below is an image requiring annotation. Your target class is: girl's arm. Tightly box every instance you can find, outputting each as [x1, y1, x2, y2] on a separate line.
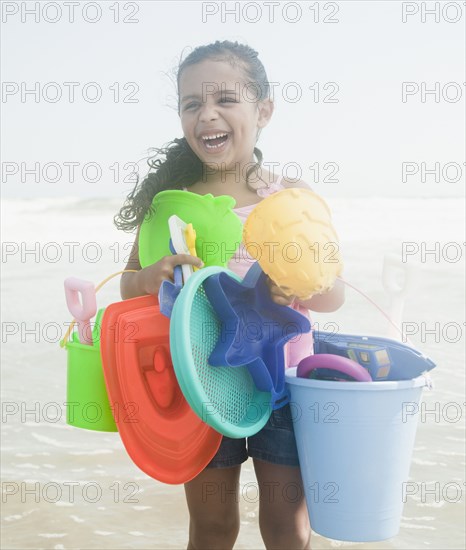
[120, 228, 145, 299]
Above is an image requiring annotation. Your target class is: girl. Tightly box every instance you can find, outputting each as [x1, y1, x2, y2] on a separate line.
[115, 40, 344, 550]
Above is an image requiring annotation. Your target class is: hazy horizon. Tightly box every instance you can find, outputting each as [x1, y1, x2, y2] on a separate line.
[2, 1, 465, 200]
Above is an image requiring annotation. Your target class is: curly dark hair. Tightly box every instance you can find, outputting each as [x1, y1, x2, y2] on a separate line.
[114, 40, 271, 232]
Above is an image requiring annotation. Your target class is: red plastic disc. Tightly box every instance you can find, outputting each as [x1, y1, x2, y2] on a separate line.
[100, 295, 222, 484]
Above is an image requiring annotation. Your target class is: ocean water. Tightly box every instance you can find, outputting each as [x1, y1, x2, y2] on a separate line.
[1, 197, 465, 549]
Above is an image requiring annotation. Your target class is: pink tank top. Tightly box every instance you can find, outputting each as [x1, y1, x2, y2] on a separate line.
[183, 176, 314, 367]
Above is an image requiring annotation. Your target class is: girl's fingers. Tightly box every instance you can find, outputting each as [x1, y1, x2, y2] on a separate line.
[272, 295, 293, 306]
[169, 254, 204, 268]
[269, 284, 290, 299]
[270, 290, 294, 306]
[268, 282, 296, 305]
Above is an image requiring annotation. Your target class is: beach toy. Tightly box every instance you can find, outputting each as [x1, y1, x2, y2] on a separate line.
[203, 262, 312, 408]
[62, 273, 140, 431]
[158, 216, 202, 317]
[100, 294, 222, 484]
[297, 354, 373, 382]
[64, 307, 117, 432]
[170, 266, 272, 438]
[185, 222, 198, 270]
[138, 190, 243, 268]
[169, 215, 196, 282]
[313, 331, 436, 381]
[285, 367, 432, 541]
[243, 188, 343, 299]
[64, 277, 97, 344]
[382, 253, 415, 340]
[284, 256, 437, 540]
[158, 240, 183, 318]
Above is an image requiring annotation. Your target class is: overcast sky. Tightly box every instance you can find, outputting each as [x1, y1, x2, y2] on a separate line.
[1, 0, 465, 199]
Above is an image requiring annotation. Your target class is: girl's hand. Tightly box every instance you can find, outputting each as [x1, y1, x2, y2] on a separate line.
[138, 254, 204, 296]
[265, 277, 296, 306]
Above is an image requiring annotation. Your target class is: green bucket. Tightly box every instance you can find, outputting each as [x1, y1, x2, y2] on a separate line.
[138, 190, 243, 268]
[64, 309, 117, 432]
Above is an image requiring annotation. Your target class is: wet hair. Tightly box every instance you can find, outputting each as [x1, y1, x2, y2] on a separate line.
[115, 40, 271, 232]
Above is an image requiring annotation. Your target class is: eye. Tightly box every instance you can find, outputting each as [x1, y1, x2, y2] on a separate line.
[219, 96, 238, 104]
[183, 101, 199, 111]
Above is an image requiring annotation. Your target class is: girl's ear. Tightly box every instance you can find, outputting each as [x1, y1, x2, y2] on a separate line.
[256, 98, 274, 129]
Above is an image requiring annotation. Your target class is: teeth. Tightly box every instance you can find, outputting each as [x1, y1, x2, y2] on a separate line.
[201, 133, 228, 141]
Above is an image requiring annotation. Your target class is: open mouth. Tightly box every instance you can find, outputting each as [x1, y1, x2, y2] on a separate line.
[200, 133, 229, 151]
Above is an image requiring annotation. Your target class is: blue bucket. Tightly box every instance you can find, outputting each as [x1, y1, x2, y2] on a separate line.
[285, 367, 430, 542]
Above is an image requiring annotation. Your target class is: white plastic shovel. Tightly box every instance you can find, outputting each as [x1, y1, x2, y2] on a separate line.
[382, 253, 415, 341]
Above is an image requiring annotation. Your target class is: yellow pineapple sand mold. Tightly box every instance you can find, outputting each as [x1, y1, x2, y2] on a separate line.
[243, 188, 343, 299]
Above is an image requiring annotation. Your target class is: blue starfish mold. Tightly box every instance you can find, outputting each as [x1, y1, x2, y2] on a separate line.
[203, 262, 312, 409]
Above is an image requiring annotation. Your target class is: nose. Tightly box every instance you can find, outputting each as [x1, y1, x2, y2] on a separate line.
[198, 101, 219, 122]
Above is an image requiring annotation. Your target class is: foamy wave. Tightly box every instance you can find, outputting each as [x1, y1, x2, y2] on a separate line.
[417, 500, 446, 508]
[4, 515, 22, 522]
[412, 458, 438, 466]
[402, 516, 435, 521]
[15, 451, 52, 457]
[68, 449, 113, 456]
[399, 522, 436, 530]
[31, 433, 73, 448]
[437, 450, 464, 457]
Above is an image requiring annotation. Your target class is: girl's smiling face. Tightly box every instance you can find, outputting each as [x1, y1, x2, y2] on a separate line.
[178, 59, 273, 172]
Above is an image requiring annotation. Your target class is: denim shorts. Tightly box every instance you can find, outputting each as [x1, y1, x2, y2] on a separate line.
[205, 403, 300, 468]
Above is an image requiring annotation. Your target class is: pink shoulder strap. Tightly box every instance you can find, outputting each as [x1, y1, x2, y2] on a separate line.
[257, 174, 285, 198]
[274, 174, 284, 187]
